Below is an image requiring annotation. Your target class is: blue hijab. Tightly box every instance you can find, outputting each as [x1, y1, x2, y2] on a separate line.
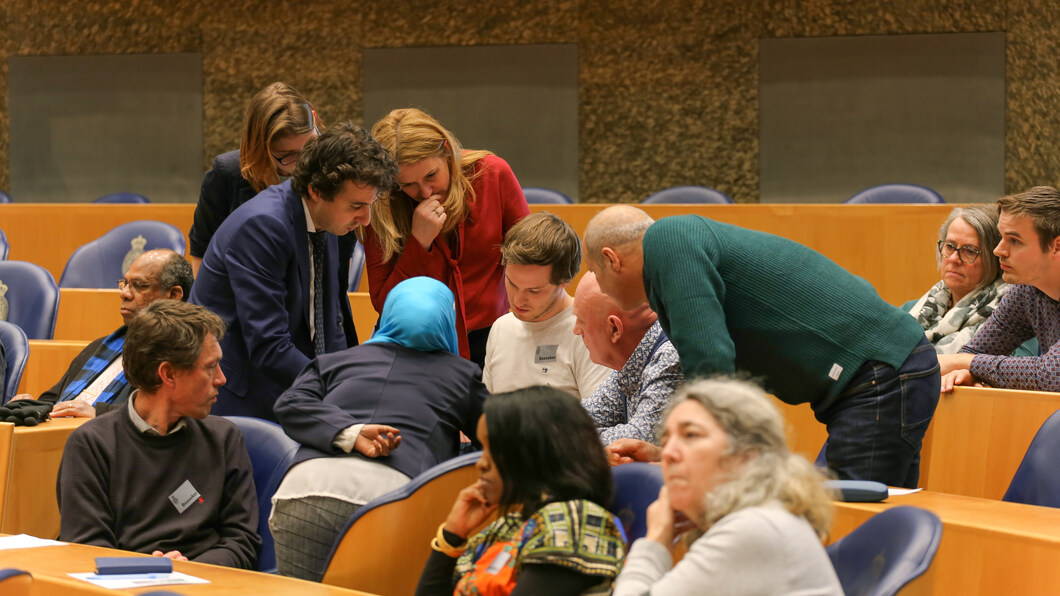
[365, 277, 460, 354]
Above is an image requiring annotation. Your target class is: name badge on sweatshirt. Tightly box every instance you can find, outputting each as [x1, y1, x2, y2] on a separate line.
[169, 480, 202, 514]
[828, 363, 843, 381]
[535, 344, 558, 364]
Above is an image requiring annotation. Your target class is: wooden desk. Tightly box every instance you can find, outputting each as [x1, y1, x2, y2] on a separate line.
[921, 386, 1060, 499]
[831, 490, 1060, 595]
[348, 292, 377, 345]
[0, 418, 87, 538]
[0, 203, 951, 305]
[0, 538, 376, 595]
[771, 398, 827, 461]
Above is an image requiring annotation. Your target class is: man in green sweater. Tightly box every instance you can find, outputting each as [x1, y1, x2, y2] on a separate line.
[584, 205, 940, 488]
[57, 300, 260, 568]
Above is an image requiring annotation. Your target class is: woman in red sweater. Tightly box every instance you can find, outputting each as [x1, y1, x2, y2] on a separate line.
[366, 108, 529, 368]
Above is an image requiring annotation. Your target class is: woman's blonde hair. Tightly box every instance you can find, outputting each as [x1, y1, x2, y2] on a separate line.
[369, 108, 493, 262]
[239, 82, 321, 192]
[668, 377, 834, 539]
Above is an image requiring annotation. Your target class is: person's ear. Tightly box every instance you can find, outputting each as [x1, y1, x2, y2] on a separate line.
[165, 286, 184, 301]
[607, 315, 623, 344]
[157, 361, 179, 388]
[307, 184, 322, 203]
[601, 247, 621, 272]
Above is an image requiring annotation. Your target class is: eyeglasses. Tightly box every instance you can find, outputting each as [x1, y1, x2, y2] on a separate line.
[937, 240, 982, 264]
[271, 104, 318, 167]
[118, 279, 156, 293]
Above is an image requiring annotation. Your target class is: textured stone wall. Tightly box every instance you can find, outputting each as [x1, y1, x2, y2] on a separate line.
[0, 0, 1057, 202]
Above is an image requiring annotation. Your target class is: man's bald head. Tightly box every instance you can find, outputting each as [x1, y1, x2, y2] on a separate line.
[582, 205, 655, 311]
[583, 205, 655, 265]
[573, 271, 657, 370]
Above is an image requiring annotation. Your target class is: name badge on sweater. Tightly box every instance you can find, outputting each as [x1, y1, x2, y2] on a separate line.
[828, 363, 843, 381]
[535, 345, 558, 364]
[169, 480, 202, 514]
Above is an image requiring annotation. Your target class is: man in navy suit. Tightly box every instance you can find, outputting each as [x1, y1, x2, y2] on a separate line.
[190, 122, 397, 420]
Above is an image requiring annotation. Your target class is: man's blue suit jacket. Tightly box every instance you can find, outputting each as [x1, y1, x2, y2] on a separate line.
[190, 180, 347, 421]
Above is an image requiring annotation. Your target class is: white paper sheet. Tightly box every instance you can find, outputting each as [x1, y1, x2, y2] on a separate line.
[0, 534, 66, 551]
[69, 571, 210, 589]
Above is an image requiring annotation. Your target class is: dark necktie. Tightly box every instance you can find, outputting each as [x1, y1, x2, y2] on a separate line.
[310, 231, 328, 356]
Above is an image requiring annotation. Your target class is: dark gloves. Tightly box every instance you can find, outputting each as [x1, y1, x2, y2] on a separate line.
[0, 399, 53, 427]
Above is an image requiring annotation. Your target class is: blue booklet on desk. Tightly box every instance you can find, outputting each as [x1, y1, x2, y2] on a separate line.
[95, 557, 173, 575]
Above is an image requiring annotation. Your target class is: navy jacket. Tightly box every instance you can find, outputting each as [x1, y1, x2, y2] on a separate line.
[190, 180, 347, 420]
[274, 343, 487, 479]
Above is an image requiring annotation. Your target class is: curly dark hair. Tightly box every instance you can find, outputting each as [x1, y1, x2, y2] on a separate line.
[485, 386, 613, 515]
[291, 121, 398, 201]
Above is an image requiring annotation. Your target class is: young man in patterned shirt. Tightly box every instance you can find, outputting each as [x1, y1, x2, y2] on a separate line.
[939, 186, 1060, 392]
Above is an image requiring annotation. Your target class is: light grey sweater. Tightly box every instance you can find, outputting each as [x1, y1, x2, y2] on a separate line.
[613, 503, 843, 596]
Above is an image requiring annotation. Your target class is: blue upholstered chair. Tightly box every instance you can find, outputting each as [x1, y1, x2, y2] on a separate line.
[347, 240, 365, 292]
[92, 192, 151, 204]
[523, 187, 574, 204]
[826, 505, 942, 596]
[0, 190, 12, 203]
[1003, 410, 1060, 508]
[59, 220, 186, 288]
[0, 229, 9, 260]
[609, 462, 663, 543]
[641, 185, 733, 204]
[224, 416, 299, 574]
[0, 320, 29, 403]
[321, 452, 481, 594]
[844, 184, 945, 204]
[0, 261, 60, 340]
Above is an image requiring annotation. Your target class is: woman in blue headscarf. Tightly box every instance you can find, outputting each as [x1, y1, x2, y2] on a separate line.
[270, 277, 489, 581]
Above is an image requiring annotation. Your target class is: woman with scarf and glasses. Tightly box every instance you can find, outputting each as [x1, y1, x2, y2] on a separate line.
[365, 108, 529, 369]
[270, 276, 488, 581]
[189, 81, 320, 277]
[906, 205, 1036, 356]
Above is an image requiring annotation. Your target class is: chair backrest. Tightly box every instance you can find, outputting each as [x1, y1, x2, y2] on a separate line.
[59, 220, 186, 289]
[0, 568, 31, 595]
[826, 505, 942, 596]
[0, 229, 9, 261]
[845, 184, 945, 204]
[522, 187, 573, 204]
[0, 321, 29, 403]
[1003, 409, 1060, 507]
[641, 185, 733, 204]
[0, 261, 60, 339]
[224, 416, 299, 574]
[321, 452, 482, 594]
[609, 462, 662, 543]
[347, 240, 365, 292]
[92, 192, 151, 204]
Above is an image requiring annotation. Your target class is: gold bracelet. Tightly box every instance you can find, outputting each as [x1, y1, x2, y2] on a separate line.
[431, 523, 465, 557]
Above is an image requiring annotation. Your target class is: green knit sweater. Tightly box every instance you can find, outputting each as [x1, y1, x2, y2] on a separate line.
[643, 215, 924, 411]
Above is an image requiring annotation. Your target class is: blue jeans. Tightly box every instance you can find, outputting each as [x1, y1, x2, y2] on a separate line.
[818, 336, 940, 488]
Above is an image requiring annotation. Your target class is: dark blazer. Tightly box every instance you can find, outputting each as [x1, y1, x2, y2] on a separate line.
[189, 150, 359, 347]
[274, 343, 487, 479]
[38, 332, 131, 416]
[189, 151, 256, 259]
[190, 180, 348, 421]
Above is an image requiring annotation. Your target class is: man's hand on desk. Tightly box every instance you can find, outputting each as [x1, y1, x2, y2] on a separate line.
[941, 369, 983, 393]
[152, 550, 189, 562]
[49, 400, 96, 418]
[606, 438, 661, 466]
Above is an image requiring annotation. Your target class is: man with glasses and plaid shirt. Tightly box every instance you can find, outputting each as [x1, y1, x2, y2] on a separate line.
[8, 249, 192, 419]
[939, 186, 1060, 393]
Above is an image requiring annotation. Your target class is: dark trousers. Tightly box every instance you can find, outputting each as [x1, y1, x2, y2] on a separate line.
[819, 336, 940, 488]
